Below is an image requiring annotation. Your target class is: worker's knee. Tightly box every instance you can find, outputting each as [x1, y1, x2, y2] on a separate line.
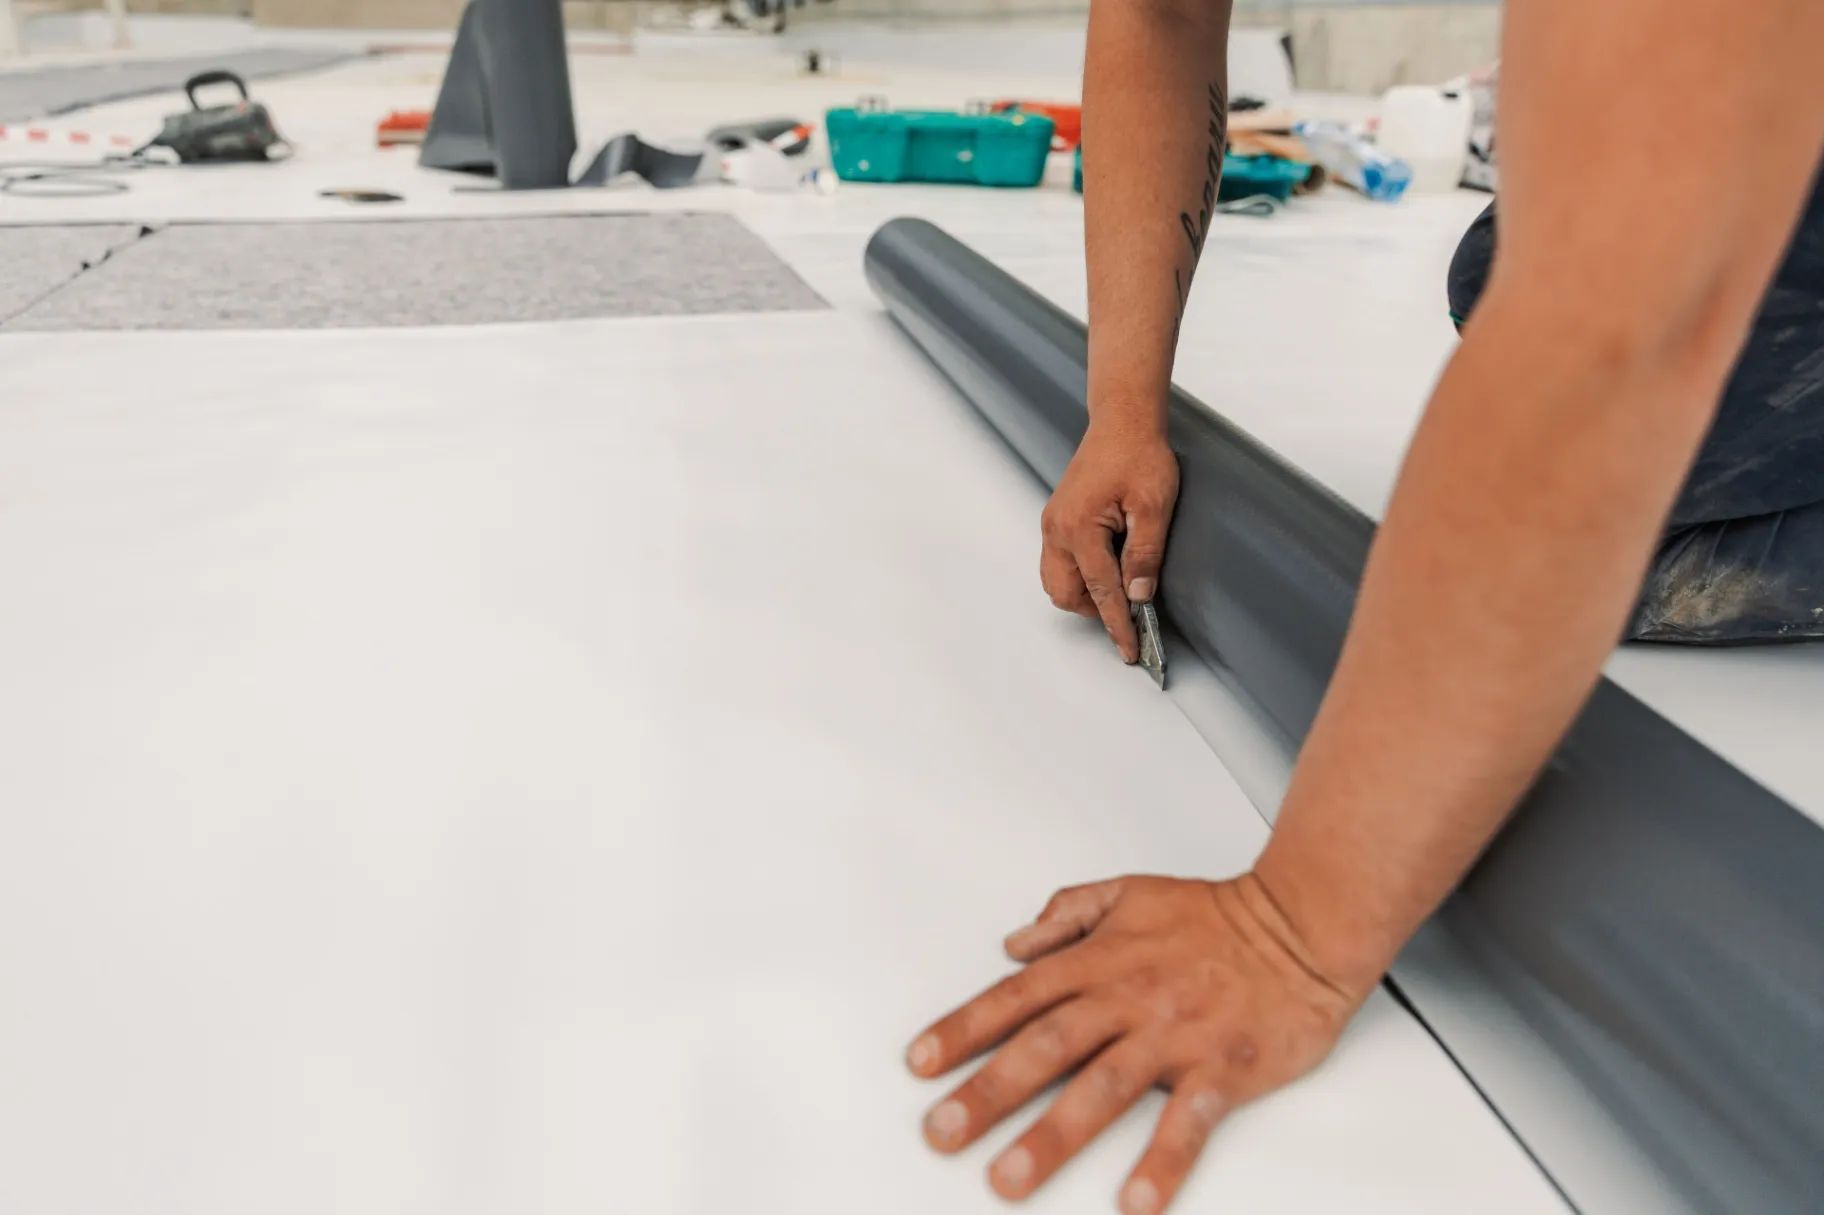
[1446, 202, 1498, 330]
[1630, 502, 1824, 644]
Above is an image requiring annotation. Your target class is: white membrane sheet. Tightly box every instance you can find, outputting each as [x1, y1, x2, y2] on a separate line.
[0, 314, 1567, 1215]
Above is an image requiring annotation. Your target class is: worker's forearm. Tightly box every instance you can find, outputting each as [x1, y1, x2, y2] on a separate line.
[1081, 0, 1233, 438]
[1248, 0, 1824, 992]
[1252, 292, 1751, 992]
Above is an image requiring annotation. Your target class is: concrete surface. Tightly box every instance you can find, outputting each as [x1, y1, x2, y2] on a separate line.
[1234, 2, 1500, 93]
[0, 44, 351, 119]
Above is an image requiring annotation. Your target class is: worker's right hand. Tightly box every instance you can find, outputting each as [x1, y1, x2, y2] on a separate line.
[1040, 419, 1180, 663]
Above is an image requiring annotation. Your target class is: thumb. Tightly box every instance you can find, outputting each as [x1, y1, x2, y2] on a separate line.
[1003, 878, 1126, 961]
[1120, 507, 1169, 603]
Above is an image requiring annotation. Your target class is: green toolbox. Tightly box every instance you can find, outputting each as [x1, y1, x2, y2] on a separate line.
[826, 101, 1055, 188]
[1217, 153, 1312, 201]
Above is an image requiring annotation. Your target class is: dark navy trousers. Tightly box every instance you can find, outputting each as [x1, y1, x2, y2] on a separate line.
[1447, 174, 1824, 643]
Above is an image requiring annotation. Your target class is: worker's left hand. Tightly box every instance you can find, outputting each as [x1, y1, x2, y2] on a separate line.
[906, 874, 1367, 1214]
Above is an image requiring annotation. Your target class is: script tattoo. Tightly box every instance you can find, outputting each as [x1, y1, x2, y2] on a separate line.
[1172, 81, 1228, 338]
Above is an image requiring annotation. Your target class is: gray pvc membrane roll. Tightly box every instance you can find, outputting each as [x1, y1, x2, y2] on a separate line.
[864, 217, 1824, 1215]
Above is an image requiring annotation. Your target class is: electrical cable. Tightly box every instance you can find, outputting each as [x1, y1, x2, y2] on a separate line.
[0, 109, 292, 198]
[1214, 193, 1284, 217]
[0, 148, 170, 197]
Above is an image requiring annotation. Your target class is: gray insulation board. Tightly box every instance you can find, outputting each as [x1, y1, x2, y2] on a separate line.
[2, 213, 826, 331]
[0, 223, 144, 324]
[862, 217, 1824, 1215]
[0, 48, 355, 124]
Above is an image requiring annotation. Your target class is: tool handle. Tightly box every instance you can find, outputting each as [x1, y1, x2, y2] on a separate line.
[184, 70, 250, 110]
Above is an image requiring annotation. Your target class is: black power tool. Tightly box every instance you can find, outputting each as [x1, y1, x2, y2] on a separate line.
[148, 70, 287, 163]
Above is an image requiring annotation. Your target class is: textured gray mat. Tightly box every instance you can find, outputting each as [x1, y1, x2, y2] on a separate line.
[3, 213, 827, 331]
[0, 223, 145, 323]
[0, 48, 355, 123]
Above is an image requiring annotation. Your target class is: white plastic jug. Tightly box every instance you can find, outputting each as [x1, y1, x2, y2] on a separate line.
[1376, 85, 1474, 193]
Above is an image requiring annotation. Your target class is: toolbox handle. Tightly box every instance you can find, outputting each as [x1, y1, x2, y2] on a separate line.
[184, 70, 251, 110]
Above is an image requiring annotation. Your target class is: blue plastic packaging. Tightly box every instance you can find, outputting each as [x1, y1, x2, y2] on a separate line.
[1292, 121, 1412, 202]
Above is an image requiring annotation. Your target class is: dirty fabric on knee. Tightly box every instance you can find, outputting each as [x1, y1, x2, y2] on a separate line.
[1449, 168, 1824, 644]
[1635, 171, 1824, 642]
[1634, 503, 1824, 643]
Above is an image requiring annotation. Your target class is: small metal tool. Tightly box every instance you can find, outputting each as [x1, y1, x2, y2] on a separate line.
[1112, 527, 1168, 689]
[1133, 599, 1167, 689]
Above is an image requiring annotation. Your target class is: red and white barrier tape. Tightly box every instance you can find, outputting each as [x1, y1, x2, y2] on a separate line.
[0, 125, 138, 150]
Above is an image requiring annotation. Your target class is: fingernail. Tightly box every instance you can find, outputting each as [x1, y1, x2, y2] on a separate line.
[992, 1145, 1033, 1191]
[1121, 1177, 1160, 1215]
[926, 1100, 968, 1146]
[1127, 577, 1155, 603]
[906, 1035, 938, 1074]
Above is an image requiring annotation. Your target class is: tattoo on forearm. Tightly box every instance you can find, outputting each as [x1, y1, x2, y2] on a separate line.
[1179, 82, 1229, 257]
[1171, 81, 1228, 338]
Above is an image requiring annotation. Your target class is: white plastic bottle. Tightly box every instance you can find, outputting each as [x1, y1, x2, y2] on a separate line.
[1376, 85, 1474, 193]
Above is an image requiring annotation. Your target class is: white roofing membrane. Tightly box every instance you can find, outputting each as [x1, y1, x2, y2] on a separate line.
[0, 315, 1567, 1214]
[0, 28, 1813, 1213]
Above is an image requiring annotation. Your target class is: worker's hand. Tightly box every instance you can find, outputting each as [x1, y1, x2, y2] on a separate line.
[906, 875, 1366, 1215]
[1040, 421, 1179, 662]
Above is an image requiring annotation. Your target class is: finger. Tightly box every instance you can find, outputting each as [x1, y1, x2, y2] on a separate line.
[1073, 527, 1138, 662]
[987, 1035, 1163, 1201]
[1116, 1070, 1229, 1215]
[906, 950, 1093, 1079]
[1041, 539, 1098, 618]
[921, 997, 1126, 1153]
[1118, 506, 1169, 606]
[1005, 879, 1125, 962]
